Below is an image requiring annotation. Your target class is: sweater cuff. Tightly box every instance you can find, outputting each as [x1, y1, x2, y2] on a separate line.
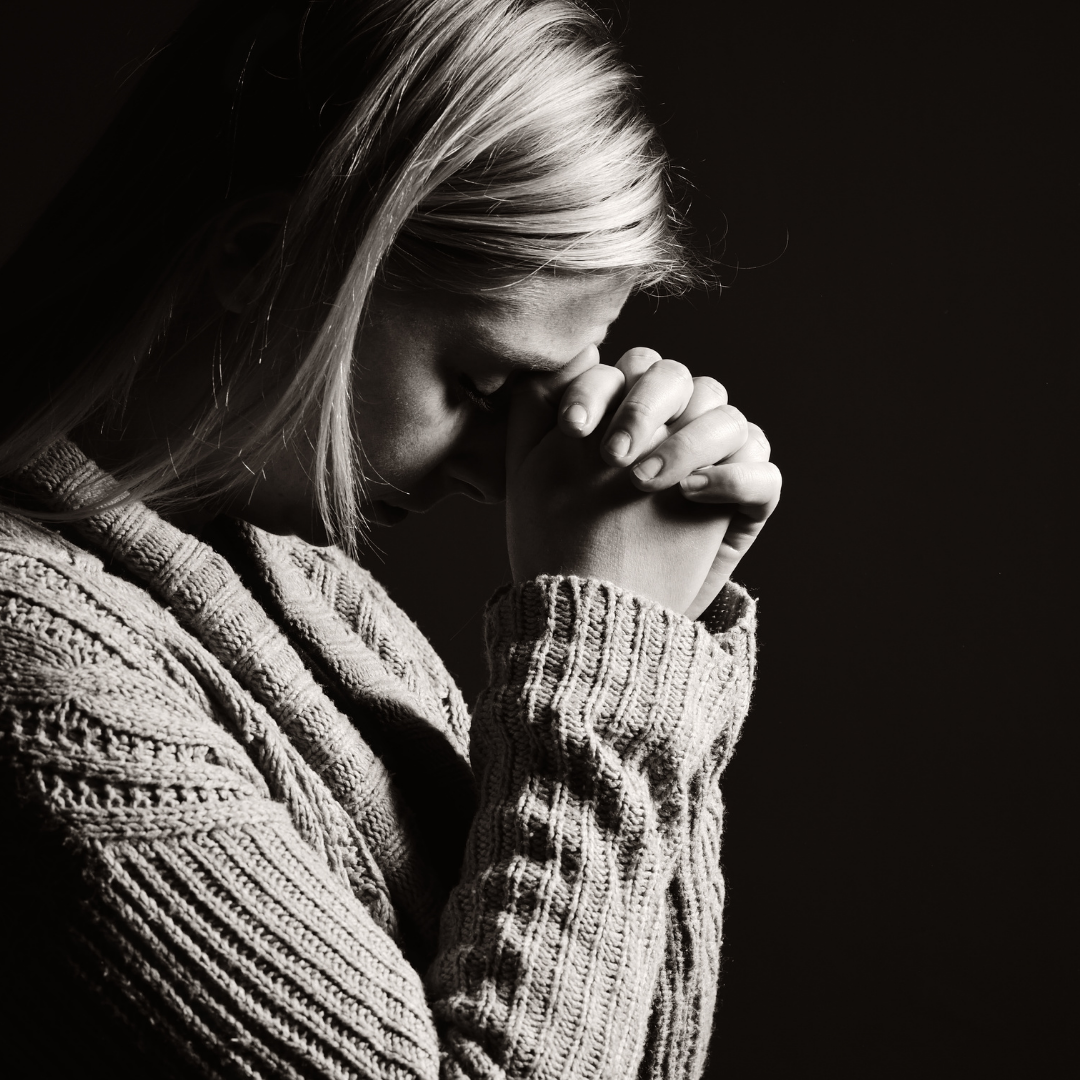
[481, 575, 751, 781]
[697, 580, 755, 636]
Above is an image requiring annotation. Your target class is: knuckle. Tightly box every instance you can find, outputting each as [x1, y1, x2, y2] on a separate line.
[655, 357, 692, 382]
[726, 461, 755, 490]
[577, 363, 623, 393]
[746, 422, 771, 458]
[653, 428, 694, 467]
[693, 375, 728, 403]
[730, 461, 783, 503]
[617, 347, 662, 374]
[617, 397, 654, 425]
[767, 461, 783, 492]
[721, 403, 749, 433]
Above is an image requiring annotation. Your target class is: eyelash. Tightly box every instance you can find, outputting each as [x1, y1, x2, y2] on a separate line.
[459, 374, 511, 413]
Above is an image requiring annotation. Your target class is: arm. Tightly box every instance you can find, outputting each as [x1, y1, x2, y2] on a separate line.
[496, 348, 776, 1079]
[1, 545, 752, 1080]
[430, 575, 755, 1080]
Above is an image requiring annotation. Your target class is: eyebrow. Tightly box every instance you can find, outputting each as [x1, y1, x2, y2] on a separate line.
[498, 348, 569, 372]
[491, 328, 613, 372]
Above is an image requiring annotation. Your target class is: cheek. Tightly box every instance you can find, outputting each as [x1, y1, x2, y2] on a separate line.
[354, 386, 464, 480]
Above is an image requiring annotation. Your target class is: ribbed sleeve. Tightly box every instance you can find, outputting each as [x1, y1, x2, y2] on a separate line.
[428, 576, 755, 1080]
[78, 825, 442, 1079]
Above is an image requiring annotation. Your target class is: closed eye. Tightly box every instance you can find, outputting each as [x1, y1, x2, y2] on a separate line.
[459, 374, 513, 414]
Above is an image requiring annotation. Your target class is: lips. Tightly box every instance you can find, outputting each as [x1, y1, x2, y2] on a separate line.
[372, 481, 469, 521]
[372, 501, 410, 525]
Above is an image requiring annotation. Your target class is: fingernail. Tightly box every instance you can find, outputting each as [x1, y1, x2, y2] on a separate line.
[606, 430, 631, 458]
[563, 403, 588, 426]
[633, 456, 663, 481]
[681, 472, 708, 491]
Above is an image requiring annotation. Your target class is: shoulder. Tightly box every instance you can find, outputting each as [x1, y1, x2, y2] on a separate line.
[0, 511, 166, 669]
[1, 510, 187, 666]
[0, 509, 105, 590]
[0, 510, 255, 772]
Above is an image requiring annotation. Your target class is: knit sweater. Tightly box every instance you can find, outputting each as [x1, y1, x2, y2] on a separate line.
[0, 439, 756, 1080]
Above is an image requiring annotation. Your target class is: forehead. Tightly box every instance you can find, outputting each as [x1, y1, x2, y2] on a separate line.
[477, 274, 632, 366]
[376, 275, 631, 369]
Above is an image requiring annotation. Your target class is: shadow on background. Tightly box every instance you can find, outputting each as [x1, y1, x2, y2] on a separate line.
[1, 2, 1070, 1074]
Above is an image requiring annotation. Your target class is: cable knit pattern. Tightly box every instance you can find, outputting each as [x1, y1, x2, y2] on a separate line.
[0, 440, 756, 1080]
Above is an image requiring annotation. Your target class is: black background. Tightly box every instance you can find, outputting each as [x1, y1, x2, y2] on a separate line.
[1, 2, 1072, 1074]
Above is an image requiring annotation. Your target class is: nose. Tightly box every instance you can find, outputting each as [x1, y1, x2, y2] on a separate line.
[444, 416, 507, 503]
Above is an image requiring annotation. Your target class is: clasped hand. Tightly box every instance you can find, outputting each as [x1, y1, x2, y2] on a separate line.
[506, 346, 781, 619]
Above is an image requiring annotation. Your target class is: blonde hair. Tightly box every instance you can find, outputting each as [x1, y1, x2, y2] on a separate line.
[0, 0, 703, 552]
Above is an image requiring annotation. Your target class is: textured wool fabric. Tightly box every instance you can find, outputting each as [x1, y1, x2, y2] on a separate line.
[0, 439, 756, 1080]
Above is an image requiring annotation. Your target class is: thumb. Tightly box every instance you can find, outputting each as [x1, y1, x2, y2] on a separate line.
[506, 344, 599, 477]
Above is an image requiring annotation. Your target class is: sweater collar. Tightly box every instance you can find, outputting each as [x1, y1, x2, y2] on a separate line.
[15, 439, 473, 944]
[15, 438, 471, 760]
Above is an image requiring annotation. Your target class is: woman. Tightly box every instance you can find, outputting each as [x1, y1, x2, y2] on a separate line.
[0, 1, 780, 1078]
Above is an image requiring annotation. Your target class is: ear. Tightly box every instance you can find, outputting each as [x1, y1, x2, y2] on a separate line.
[208, 192, 292, 314]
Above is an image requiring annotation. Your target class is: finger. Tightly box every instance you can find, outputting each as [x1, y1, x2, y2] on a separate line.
[557, 363, 626, 437]
[625, 376, 733, 485]
[683, 517, 735, 621]
[683, 510, 767, 620]
[727, 422, 771, 463]
[614, 346, 664, 389]
[506, 345, 599, 471]
[666, 375, 729, 430]
[630, 404, 749, 489]
[529, 343, 602, 409]
[679, 460, 783, 519]
[709, 505, 775, 590]
[681, 437, 779, 617]
[601, 357, 695, 465]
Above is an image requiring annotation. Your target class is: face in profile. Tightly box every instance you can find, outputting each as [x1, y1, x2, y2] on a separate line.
[244, 273, 630, 540]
